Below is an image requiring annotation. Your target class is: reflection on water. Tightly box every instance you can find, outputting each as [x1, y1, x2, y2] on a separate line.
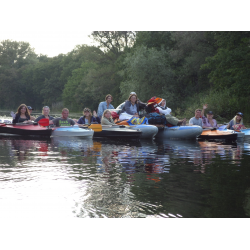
[0, 135, 250, 218]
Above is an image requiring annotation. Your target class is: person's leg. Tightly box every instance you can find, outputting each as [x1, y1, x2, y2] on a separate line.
[165, 114, 186, 126]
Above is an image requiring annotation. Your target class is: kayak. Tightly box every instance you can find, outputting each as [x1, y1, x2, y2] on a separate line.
[0, 123, 52, 136]
[52, 125, 94, 137]
[198, 129, 237, 140]
[155, 125, 203, 139]
[126, 124, 159, 139]
[93, 125, 142, 139]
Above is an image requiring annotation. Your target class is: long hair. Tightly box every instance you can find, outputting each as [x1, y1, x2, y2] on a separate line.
[232, 115, 243, 125]
[102, 109, 113, 121]
[16, 104, 30, 117]
[83, 108, 92, 124]
[128, 94, 138, 103]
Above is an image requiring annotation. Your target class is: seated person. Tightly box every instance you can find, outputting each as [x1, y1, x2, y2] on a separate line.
[49, 108, 76, 127]
[27, 106, 36, 121]
[201, 104, 218, 128]
[35, 106, 54, 122]
[119, 93, 140, 121]
[97, 94, 114, 119]
[12, 104, 32, 123]
[116, 91, 147, 111]
[226, 112, 246, 130]
[101, 110, 115, 125]
[147, 97, 186, 126]
[77, 108, 100, 125]
[189, 109, 204, 127]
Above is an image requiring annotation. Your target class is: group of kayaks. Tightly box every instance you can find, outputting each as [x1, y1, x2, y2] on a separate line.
[0, 117, 248, 141]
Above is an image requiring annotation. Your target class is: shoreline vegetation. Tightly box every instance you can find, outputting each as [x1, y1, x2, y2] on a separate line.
[1, 31, 249, 123]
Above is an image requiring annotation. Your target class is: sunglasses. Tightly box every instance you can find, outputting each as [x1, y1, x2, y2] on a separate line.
[43, 106, 49, 109]
[237, 114, 242, 117]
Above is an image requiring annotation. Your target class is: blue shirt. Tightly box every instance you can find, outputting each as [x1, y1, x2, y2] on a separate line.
[97, 101, 114, 118]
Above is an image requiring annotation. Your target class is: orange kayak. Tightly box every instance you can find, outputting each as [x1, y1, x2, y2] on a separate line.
[198, 129, 237, 140]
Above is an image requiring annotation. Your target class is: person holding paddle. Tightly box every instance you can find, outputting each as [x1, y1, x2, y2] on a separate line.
[77, 108, 100, 125]
[49, 108, 76, 126]
[35, 106, 54, 122]
[12, 104, 32, 123]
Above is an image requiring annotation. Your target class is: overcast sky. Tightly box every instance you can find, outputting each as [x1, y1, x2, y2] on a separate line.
[0, 30, 94, 57]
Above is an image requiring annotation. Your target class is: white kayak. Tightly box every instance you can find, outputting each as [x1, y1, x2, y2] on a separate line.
[126, 124, 159, 139]
[155, 125, 203, 139]
[52, 125, 94, 138]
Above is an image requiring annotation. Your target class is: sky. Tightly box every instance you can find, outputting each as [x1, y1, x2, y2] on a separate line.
[0, 30, 94, 57]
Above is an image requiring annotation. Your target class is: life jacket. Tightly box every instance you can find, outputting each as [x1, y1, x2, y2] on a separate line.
[146, 96, 162, 113]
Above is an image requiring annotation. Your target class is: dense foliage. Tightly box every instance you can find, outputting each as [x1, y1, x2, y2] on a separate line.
[1, 32, 249, 121]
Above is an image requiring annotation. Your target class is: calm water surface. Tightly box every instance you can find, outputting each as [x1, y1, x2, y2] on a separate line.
[1, 133, 250, 218]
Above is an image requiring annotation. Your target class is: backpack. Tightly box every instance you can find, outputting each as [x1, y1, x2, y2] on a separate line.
[147, 113, 167, 125]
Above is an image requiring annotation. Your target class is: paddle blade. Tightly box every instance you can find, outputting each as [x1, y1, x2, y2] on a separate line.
[88, 124, 102, 132]
[38, 118, 50, 127]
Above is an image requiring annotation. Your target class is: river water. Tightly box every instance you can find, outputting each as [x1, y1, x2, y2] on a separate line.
[1, 112, 250, 218]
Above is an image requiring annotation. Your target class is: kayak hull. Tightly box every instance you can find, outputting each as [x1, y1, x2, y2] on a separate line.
[127, 124, 158, 139]
[155, 125, 203, 139]
[0, 123, 52, 136]
[52, 126, 94, 137]
[93, 126, 141, 139]
[198, 129, 237, 140]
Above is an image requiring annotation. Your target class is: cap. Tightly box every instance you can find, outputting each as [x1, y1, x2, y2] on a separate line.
[130, 92, 136, 95]
[236, 112, 243, 116]
[27, 106, 34, 110]
[207, 111, 213, 115]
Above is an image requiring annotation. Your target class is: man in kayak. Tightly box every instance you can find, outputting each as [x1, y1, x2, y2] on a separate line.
[35, 106, 54, 122]
[27, 106, 36, 121]
[49, 108, 76, 126]
[189, 109, 203, 127]
[97, 94, 114, 119]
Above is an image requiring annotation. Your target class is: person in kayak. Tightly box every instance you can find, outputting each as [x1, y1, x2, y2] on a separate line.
[50, 108, 76, 126]
[101, 110, 115, 125]
[77, 108, 100, 125]
[35, 106, 54, 122]
[226, 112, 246, 130]
[119, 93, 140, 120]
[147, 97, 186, 126]
[27, 106, 36, 121]
[97, 94, 114, 119]
[189, 109, 203, 127]
[116, 92, 147, 112]
[12, 104, 32, 123]
[201, 104, 218, 128]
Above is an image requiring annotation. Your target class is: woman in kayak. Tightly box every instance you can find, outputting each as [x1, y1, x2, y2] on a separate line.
[12, 104, 32, 123]
[35, 106, 54, 122]
[77, 108, 100, 125]
[101, 110, 115, 125]
[119, 93, 140, 121]
[226, 112, 246, 130]
[201, 104, 218, 128]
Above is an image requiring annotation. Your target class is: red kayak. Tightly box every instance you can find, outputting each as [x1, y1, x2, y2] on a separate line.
[0, 123, 53, 136]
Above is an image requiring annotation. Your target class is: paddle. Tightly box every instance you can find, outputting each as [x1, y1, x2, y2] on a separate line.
[80, 123, 102, 132]
[38, 118, 50, 127]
